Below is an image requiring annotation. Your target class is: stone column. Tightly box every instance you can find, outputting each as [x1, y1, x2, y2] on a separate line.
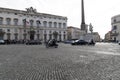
[81, 0, 86, 31]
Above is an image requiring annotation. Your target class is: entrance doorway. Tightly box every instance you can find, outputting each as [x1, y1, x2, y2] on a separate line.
[0, 29, 5, 40]
[53, 31, 58, 40]
[114, 37, 116, 42]
[29, 30, 35, 40]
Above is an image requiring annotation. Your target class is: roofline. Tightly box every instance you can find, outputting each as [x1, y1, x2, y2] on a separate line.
[67, 26, 80, 29]
[0, 7, 67, 19]
[111, 14, 120, 19]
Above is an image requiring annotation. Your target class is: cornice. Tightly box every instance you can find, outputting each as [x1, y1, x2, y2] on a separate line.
[0, 7, 67, 20]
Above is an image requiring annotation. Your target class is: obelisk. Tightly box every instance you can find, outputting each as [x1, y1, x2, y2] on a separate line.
[81, 0, 86, 31]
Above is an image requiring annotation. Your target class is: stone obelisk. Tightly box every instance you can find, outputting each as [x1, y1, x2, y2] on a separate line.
[81, 0, 86, 31]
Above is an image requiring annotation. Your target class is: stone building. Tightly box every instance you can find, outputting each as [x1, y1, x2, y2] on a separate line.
[92, 32, 101, 42]
[0, 7, 67, 42]
[111, 15, 120, 42]
[104, 31, 112, 42]
[67, 26, 83, 40]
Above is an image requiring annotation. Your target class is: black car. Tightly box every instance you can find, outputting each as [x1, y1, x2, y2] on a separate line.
[64, 40, 74, 44]
[118, 41, 120, 45]
[26, 40, 42, 45]
[71, 40, 88, 45]
[88, 39, 96, 45]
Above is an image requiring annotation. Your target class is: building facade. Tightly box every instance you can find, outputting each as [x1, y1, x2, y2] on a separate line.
[0, 7, 67, 42]
[104, 31, 112, 42]
[81, 32, 101, 42]
[67, 26, 82, 40]
[111, 15, 120, 42]
[92, 32, 101, 42]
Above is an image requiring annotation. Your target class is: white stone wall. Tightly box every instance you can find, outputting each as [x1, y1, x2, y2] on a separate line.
[0, 7, 67, 41]
[111, 15, 120, 41]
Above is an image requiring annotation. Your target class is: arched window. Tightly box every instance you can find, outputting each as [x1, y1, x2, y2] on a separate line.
[23, 19, 26, 26]
[58, 23, 62, 28]
[6, 18, 11, 25]
[49, 22, 52, 28]
[54, 22, 57, 28]
[14, 18, 18, 25]
[36, 20, 41, 27]
[0, 17, 3, 25]
[43, 21, 47, 27]
[30, 20, 34, 26]
[63, 23, 66, 28]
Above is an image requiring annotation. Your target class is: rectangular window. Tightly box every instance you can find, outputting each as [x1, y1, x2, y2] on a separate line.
[114, 19, 116, 22]
[14, 13, 17, 15]
[113, 25, 117, 30]
[7, 29, 10, 32]
[0, 17, 3, 25]
[0, 20, 2, 25]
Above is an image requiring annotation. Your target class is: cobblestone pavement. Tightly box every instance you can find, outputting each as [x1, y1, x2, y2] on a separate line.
[0, 43, 120, 80]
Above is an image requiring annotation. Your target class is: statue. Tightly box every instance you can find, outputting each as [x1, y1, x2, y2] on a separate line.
[26, 7, 37, 13]
[89, 23, 93, 33]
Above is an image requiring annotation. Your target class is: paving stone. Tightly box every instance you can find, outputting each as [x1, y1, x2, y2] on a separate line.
[0, 43, 120, 80]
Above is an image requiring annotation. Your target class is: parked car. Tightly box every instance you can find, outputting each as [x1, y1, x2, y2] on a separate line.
[26, 40, 42, 45]
[64, 40, 74, 44]
[118, 41, 120, 45]
[88, 39, 96, 45]
[71, 40, 88, 45]
[0, 40, 5, 44]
